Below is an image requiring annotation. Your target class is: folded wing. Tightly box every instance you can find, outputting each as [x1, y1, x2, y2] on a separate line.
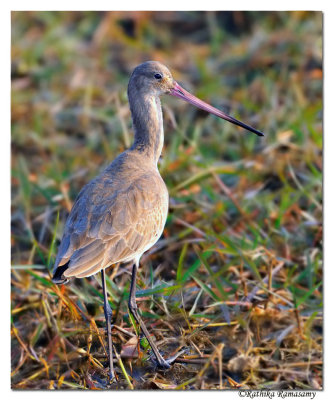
[52, 173, 168, 280]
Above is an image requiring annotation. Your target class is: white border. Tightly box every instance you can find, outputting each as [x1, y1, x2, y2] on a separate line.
[4, 2, 330, 399]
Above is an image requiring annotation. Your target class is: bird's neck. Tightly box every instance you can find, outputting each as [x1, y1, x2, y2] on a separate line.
[129, 91, 164, 165]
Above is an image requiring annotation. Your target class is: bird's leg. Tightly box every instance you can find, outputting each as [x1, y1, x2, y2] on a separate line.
[128, 263, 180, 369]
[101, 269, 115, 381]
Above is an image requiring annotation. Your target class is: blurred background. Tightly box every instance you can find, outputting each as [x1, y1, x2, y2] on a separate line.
[11, 11, 322, 390]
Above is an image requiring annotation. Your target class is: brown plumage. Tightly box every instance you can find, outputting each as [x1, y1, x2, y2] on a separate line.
[53, 153, 168, 281]
[52, 61, 263, 381]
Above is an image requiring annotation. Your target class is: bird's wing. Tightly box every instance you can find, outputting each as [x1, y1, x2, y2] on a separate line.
[53, 173, 168, 279]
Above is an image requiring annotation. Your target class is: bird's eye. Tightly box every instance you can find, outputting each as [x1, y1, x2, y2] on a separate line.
[154, 73, 162, 80]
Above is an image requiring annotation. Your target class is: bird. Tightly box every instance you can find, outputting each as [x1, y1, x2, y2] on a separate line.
[52, 61, 264, 381]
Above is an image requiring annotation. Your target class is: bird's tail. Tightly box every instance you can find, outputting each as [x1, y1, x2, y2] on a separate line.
[52, 263, 70, 284]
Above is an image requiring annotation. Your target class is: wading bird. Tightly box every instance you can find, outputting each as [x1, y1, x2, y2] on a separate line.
[52, 61, 264, 381]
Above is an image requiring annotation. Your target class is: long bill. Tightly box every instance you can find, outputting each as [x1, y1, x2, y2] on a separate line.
[170, 81, 264, 137]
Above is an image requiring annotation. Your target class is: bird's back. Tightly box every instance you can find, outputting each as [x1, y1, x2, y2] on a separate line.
[52, 150, 168, 283]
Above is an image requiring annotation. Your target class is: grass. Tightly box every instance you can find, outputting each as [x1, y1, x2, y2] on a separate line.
[11, 11, 322, 390]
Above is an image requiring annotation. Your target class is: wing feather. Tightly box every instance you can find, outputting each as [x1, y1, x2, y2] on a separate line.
[53, 170, 168, 280]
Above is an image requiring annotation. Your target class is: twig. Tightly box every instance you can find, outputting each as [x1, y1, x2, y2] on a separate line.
[113, 324, 136, 338]
[244, 261, 285, 302]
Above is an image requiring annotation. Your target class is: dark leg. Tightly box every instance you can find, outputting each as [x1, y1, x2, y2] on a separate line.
[128, 263, 181, 368]
[101, 269, 115, 381]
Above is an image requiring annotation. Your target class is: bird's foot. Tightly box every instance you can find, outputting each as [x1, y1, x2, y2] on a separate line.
[155, 358, 171, 369]
[103, 366, 116, 386]
[154, 349, 186, 369]
[107, 371, 116, 384]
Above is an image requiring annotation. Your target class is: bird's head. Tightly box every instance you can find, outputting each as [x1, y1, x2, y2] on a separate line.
[128, 61, 175, 97]
[129, 61, 264, 137]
